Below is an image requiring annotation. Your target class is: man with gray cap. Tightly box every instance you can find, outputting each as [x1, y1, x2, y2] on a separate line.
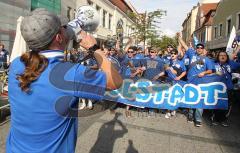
[6, 8, 122, 153]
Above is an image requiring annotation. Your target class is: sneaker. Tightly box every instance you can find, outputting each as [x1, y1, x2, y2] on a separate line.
[165, 112, 171, 119]
[149, 111, 154, 116]
[79, 101, 86, 110]
[211, 120, 219, 126]
[187, 117, 194, 123]
[171, 111, 176, 116]
[221, 120, 229, 127]
[87, 100, 93, 110]
[195, 121, 202, 127]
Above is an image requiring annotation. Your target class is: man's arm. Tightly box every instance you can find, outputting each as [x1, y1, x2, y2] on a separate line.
[198, 58, 214, 77]
[198, 70, 212, 77]
[115, 39, 124, 58]
[177, 32, 189, 51]
[177, 41, 184, 59]
[124, 37, 133, 53]
[79, 31, 123, 90]
[175, 71, 186, 80]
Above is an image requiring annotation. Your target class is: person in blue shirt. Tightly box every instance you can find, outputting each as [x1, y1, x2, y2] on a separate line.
[0, 43, 9, 70]
[162, 44, 174, 64]
[211, 51, 240, 127]
[6, 8, 122, 153]
[136, 46, 145, 58]
[121, 46, 140, 80]
[153, 49, 187, 118]
[178, 34, 214, 127]
[140, 47, 165, 81]
[120, 46, 141, 117]
[135, 47, 165, 116]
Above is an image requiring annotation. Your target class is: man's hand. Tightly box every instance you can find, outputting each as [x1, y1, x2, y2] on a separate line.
[174, 77, 181, 81]
[198, 72, 205, 77]
[79, 31, 97, 49]
[176, 32, 181, 38]
[152, 75, 159, 81]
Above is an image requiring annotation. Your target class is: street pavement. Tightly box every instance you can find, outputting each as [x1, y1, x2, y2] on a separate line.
[1, 107, 240, 153]
[76, 108, 240, 153]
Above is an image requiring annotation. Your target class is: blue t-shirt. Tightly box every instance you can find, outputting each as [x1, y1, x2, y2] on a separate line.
[120, 54, 143, 79]
[88, 58, 98, 67]
[0, 49, 9, 62]
[180, 54, 190, 70]
[214, 60, 240, 89]
[0, 49, 9, 69]
[185, 48, 214, 80]
[134, 53, 145, 60]
[163, 54, 171, 65]
[6, 50, 106, 153]
[166, 59, 186, 80]
[142, 56, 165, 80]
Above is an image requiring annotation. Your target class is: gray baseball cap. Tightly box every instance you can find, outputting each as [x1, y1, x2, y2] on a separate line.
[21, 8, 61, 51]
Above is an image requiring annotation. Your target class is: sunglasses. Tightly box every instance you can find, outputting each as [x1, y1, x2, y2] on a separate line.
[171, 53, 177, 55]
[128, 51, 134, 53]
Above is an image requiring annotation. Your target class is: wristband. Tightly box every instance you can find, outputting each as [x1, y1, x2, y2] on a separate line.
[88, 44, 99, 54]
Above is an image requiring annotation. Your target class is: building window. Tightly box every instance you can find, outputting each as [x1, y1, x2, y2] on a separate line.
[96, 5, 101, 13]
[87, 0, 93, 5]
[219, 24, 223, 37]
[103, 10, 107, 28]
[226, 17, 232, 36]
[96, 5, 101, 26]
[237, 13, 240, 30]
[109, 14, 112, 30]
[214, 26, 218, 39]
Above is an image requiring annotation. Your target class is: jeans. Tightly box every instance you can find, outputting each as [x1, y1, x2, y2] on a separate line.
[189, 108, 203, 122]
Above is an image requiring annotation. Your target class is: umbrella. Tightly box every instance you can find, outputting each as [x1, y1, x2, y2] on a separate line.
[10, 16, 28, 62]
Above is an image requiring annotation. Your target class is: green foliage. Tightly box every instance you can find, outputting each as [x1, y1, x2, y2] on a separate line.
[128, 10, 166, 47]
[157, 35, 178, 50]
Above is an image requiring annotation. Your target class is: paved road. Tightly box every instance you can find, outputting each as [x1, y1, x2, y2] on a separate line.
[1, 107, 240, 153]
[76, 108, 240, 153]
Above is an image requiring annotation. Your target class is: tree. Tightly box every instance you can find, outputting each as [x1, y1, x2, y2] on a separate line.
[158, 35, 178, 50]
[128, 9, 166, 48]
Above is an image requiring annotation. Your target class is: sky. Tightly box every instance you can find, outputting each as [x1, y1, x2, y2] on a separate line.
[128, 0, 199, 37]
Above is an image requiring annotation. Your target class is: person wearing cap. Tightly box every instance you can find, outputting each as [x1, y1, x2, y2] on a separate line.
[6, 8, 122, 153]
[178, 34, 214, 127]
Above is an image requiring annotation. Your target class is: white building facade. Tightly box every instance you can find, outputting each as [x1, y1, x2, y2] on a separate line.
[76, 0, 136, 44]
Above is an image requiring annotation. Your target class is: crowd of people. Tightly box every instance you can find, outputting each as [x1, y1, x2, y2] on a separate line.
[65, 32, 240, 128]
[2, 7, 240, 153]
